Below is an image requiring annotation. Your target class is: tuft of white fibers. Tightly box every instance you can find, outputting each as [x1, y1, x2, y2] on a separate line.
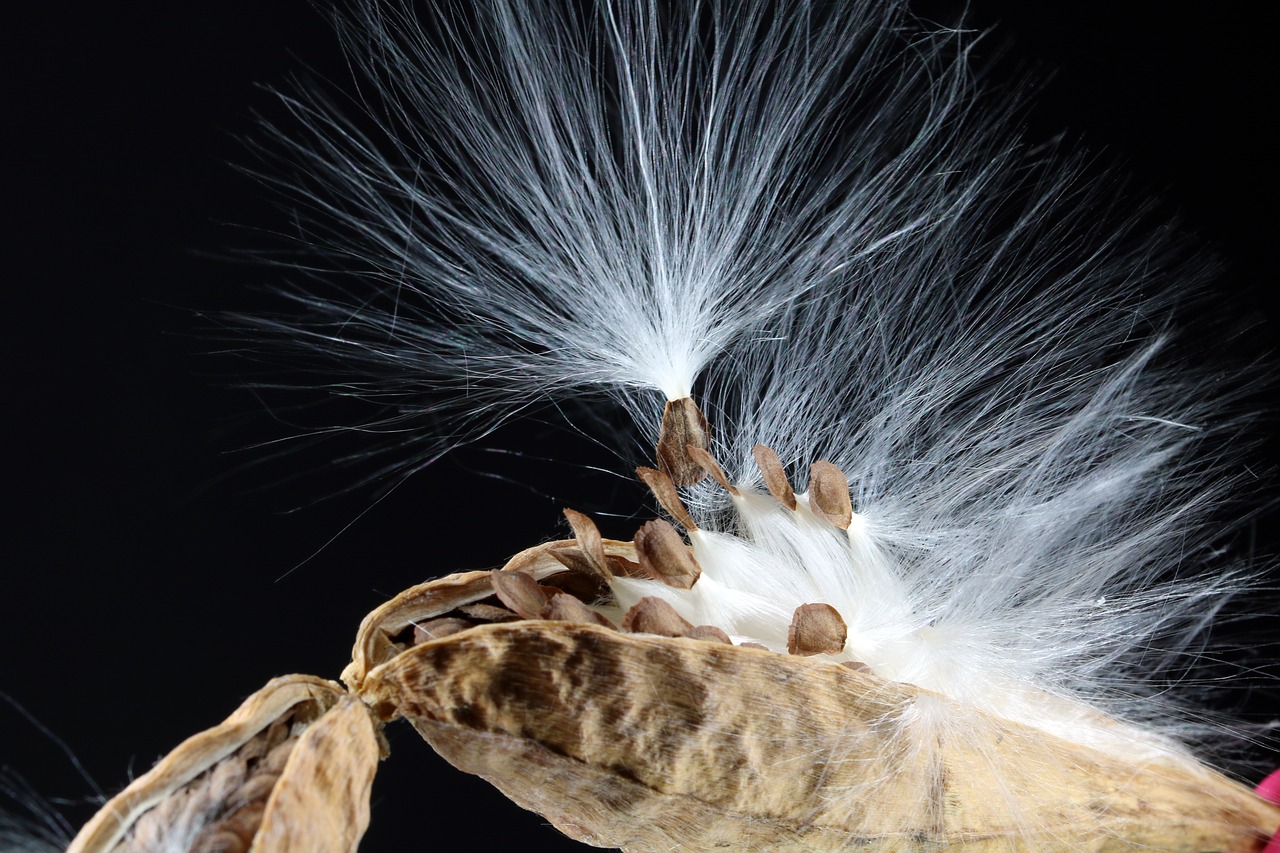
[244, 0, 1270, 834]
[237, 0, 1019, 471]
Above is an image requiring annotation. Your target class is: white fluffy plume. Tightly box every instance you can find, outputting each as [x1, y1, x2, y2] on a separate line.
[241, 0, 1267, 819]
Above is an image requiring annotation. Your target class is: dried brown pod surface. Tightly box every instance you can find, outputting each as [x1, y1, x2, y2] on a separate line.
[67, 675, 379, 853]
[345, 539, 638, 687]
[360, 622, 1280, 852]
[252, 696, 379, 852]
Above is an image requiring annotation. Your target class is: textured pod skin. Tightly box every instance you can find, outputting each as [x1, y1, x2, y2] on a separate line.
[344, 540, 635, 689]
[67, 675, 380, 853]
[360, 618, 1280, 852]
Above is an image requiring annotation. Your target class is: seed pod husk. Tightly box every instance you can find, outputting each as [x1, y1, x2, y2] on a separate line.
[67, 675, 379, 853]
[356, 615, 1280, 852]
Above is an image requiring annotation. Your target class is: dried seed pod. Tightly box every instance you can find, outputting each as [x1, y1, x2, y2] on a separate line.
[345, 541, 595, 688]
[67, 675, 379, 853]
[358, 621, 1280, 852]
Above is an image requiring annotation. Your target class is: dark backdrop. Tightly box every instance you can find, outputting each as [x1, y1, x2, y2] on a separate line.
[4, 3, 1276, 850]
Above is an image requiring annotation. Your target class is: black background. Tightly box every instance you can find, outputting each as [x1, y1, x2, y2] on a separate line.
[4, 2, 1277, 850]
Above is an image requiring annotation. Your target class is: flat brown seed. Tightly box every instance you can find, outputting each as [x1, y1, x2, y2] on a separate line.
[542, 592, 617, 628]
[685, 445, 738, 495]
[656, 396, 711, 486]
[808, 461, 854, 530]
[686, 624, 732, 644]
[541, 568, 611, 604]
[605, 553, 646, 579]
[738, 641, 770, 650]
[841, 660, 873, 673]
[752, 444, 796, 510]
[634, 519, 701, 589]
[562, 508, 612, 577]
[458, 603, 520, 623]
[636, 466, 697, 531]
[489, 571, 550, 620]
[788, 602, 848, 656]
[620, 596, 694, 637]
[412, 617, 475, 644]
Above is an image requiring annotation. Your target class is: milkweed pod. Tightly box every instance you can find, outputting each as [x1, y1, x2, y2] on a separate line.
[345, 544, 1280, 852]
[66, 675, 380, 853]
[358, 619, 1280, 852]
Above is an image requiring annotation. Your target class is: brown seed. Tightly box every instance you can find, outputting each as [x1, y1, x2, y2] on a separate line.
[489, 571, 550, 620]
[634, 519, 701, 589]
[686, 624, 732, 644]
[605, 553, 646, 579]
[841, 660, 873, 673]
[562, 508, 612, 578]
[738, 641, 770, 650]
[548, 545, 599, 578]
[788, 603, 848, 656]
[685, 445, 738, 495]
[412, 617, 475, 645]
[458, 603, 521, 623]
[752, 444, 796, 510]
[807, 461, 853, 530]
[541, 567, 611, 603]
[656, 396, 711, 486]
[542, 592, 617, 628]
[636, 466, 698, 531]
[620, 596, 694, 637]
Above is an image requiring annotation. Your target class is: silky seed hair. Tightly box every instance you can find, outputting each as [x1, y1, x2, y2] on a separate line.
[227, 0, 1269, 837]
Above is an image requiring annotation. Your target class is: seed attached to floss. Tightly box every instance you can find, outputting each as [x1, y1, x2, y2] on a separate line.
[752, 443, 797, 510]
[685, 444, 739, 496]
[542, 590, 617, 628]
[806, 461, 854, 530]
[620, 595, 696, 637]
[636, 465, 698, 531]
[788, 603, 849, 657]
[656, 395, 711, 486]
[634, 518, 702, 589]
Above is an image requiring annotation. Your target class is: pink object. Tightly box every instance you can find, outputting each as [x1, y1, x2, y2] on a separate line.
[1255, 770, 1280, 852]
[1258, 769, 1280, 806]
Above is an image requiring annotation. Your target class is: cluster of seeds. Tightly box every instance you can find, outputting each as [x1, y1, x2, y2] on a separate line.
[405, 436, 861, 665]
